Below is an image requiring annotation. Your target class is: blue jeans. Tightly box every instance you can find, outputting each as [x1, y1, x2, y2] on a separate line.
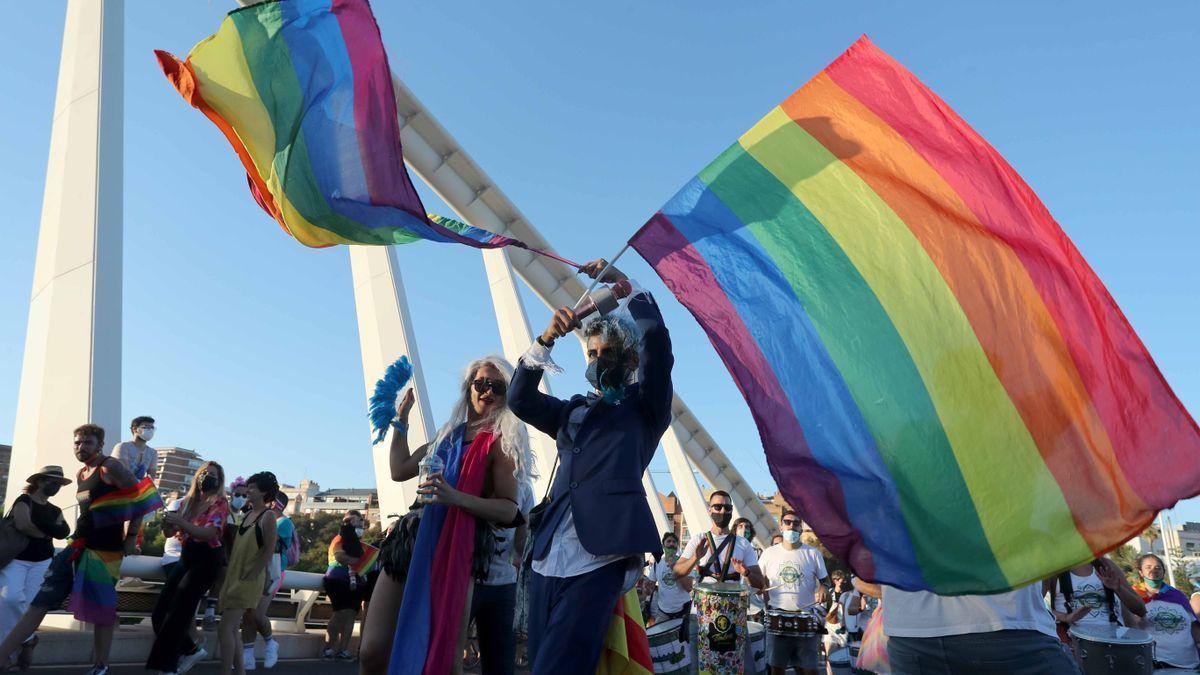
[471, 582, 517, 675]
[888, 630, 1080, 674]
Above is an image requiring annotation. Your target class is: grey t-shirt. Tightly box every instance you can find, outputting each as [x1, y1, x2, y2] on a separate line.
[113, 441, 157, 480]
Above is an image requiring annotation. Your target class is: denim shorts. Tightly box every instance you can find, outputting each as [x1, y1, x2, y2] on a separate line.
[30, 547, 76, 611]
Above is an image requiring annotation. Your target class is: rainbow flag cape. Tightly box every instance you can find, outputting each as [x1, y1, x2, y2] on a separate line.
[88, 477, 164, 530]
[67, 545, 124, 626]
[154, 0, 520, 251]
[630, 36, 1200, 594]
[596, 590, 653, 675]
[389, 427, 493, 675]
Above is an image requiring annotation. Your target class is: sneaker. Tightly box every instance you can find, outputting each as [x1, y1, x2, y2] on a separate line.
[263, 638, 279, 668]
[177, 646, 207, 674]
[84, 666, 110, 675]
[321, 648, 334, 660]
[335, 650, 354, 661]
[243, 645, 256, 671]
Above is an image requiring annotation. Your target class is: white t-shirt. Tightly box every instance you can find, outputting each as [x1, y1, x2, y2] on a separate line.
[654, 558, 694, 613]
[483, 480, 535, 586]
[882, 583, 1056, 638]
[161, 498, 185, 566]
[1142, 593, 1200, 668]
[757, 544, 826, 611]
[113, 441, 157, 480]
[682, 532, 758, 581]
[1050, 568, 1122, 627]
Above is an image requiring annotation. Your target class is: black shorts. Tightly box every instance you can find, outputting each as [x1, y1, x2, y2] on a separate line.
[324, 578, 363, 612]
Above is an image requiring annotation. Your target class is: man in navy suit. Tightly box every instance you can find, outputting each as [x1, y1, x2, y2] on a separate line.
[508, 258, 674, 674]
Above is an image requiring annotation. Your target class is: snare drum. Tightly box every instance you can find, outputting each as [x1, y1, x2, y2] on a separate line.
[646, 618, 690, 674]
[1068, 624, 1154, 675]
[694, 581, 748, 675]
[764, 608, 822, 637]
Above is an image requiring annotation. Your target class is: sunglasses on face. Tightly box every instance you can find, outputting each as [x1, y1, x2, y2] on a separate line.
[471, 378, 507, 396]
[710, 504, 732, 512]
[782, 519, 801, 526]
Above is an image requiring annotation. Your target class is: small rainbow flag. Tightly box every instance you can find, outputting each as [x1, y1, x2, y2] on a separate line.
[351, 543, 380, 576]
[88, 477, 164, 530]
[155, 0, 521, 251]
[630, 36, 1200, 594]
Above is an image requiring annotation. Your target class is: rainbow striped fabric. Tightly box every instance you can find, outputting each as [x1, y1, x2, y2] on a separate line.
[68, 546, 124, 626]
[155, 0, 519, 250]
[631, 36, 1200, 594]
[88, 477, 164, 530]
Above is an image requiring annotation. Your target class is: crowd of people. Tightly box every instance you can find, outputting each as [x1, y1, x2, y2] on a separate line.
[1, 258, 1199, 674]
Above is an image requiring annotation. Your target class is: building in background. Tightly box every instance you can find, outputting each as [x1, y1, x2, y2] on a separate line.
[659, 492, 685, 540]
[297, 486, 379, 524]
[0, 444, 10, 506]
[154, 447, 203, 495]
[279, 479, 321, 516]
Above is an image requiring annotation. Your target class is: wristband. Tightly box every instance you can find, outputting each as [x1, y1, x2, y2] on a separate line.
[390, 419, 409, 433]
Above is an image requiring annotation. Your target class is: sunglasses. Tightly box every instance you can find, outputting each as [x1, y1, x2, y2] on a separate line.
[471, 378, 507, 396]
[782, 518, 801, 526]
[709, 504, 733, 512]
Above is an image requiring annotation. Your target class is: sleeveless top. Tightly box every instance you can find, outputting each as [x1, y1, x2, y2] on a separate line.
[72, 458, 126, 551]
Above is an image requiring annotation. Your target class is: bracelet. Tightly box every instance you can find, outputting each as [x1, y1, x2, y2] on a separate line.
[390, 419, 409, 433]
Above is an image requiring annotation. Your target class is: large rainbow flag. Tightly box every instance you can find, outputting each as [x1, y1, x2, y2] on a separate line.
[630, 36, 1200, 594]
[155, 0, 520, 251]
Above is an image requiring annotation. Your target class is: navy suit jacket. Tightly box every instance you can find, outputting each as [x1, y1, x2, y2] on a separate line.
[509, 291, 674, 561]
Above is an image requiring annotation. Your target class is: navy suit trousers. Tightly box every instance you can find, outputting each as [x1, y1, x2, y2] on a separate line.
[528, 561, 626, 674]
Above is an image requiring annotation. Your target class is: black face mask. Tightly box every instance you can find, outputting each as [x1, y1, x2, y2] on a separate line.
[200, 474, 219, 493]
[585, 357, 629, 400]
[711, 511, 732, 529]
[42, 483, 62, 497]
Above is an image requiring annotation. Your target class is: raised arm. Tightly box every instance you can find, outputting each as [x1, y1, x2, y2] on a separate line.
[389, 389, 431, 482]
[508, 308, 574, 438]
[630, 291, 673, 434]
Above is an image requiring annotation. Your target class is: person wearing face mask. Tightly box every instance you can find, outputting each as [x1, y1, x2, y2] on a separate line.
[0, 425, 158, 675]
[650, 532, 694, 626]
[219, 472, 279, 675]
[757, 509, 829, 675]
[146, 462, 230, 674]
[1128, 553, 1200, 670]
[507, 258, 674, 674]
[674, 492, 766, 589]
[241, 494, 292, 671]
[112, 415, 158, 481]
[0, 466, 71, 669]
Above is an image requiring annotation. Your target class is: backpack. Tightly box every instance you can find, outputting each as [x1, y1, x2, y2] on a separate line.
[275, 516, 300, 568]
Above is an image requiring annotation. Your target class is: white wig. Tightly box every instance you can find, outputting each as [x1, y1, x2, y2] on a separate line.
[431, 355, 538, 487]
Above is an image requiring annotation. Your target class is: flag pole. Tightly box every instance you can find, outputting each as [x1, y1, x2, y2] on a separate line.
[572, 242, 632, 312]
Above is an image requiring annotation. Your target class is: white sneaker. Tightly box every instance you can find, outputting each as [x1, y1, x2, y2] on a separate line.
[263, 637, 279, 668]
[243, 644, 256, 670]
[177, 646, 207, 674]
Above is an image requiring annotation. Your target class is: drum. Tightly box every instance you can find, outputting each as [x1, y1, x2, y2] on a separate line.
[1068, 624, 1154, 675]
[745, 621, 766, 675]
[764, 608, 822, 637]
[646, 618, 690, 674]
[827, 647, 852, 675]
[694, 581, 749, 675]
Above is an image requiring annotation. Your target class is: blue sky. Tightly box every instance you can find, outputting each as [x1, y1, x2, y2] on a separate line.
[1, 2, 1197, 527]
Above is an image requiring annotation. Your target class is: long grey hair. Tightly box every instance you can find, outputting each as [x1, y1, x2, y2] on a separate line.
[430, 355, 538, 486]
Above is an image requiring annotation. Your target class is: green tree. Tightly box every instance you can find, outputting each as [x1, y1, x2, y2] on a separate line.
[140, 516, 166, 557]
[1173, 564, 1196, 595]
[289, 512, 344, 573]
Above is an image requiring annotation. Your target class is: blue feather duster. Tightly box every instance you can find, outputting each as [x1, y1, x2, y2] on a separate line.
[369, 355, 414, 445]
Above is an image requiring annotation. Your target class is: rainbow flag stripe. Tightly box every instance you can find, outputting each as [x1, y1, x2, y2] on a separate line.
[155, 0, 518, 250]
[351, 543, 380, 576]
[68, 547, 124, 626]
[88, 477, 164, 530]
[630, 36, 1200, 594]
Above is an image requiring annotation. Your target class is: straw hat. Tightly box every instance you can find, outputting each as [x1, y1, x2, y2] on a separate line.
[27, 465, 72, 486]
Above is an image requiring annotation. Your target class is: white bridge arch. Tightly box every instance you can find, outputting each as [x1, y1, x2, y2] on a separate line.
[9, 0, 779, 547]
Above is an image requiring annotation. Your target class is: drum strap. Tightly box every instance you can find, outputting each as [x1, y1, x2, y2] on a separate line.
[1057, 563, 1119, 625]
[699, 535, 737, 581]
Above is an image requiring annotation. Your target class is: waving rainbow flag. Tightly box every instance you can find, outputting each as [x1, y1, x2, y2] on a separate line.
[631, 36, 1200, 594]
[155, 0, 519, 251]
[88, 477, 164, 530]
